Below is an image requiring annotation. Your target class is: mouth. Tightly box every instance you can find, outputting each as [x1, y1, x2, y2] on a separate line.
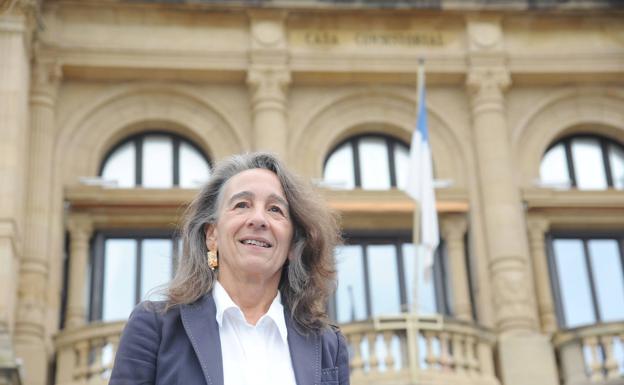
[239, 238, 272, 248]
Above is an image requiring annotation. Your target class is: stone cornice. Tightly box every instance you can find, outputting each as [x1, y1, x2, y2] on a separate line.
[523, 188, 624, 210]
[39, 0, 624, 13]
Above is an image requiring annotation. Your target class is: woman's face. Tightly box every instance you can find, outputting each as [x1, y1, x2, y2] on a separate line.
[207, 168, 294, 286]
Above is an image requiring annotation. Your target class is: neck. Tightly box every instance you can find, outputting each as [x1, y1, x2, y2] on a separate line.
[217, 273, 280, 325]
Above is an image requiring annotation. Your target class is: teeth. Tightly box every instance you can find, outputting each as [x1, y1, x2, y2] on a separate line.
[242, 239, 270, 248]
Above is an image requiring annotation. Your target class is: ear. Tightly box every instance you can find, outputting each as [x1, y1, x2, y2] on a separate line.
[205, 223, 217, 250]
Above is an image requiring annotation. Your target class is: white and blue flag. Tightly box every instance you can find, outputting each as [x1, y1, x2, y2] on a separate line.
[405, 61, 439, 256]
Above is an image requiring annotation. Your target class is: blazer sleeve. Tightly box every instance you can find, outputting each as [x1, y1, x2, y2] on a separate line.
[109, 303, 161, 385]
[336, 329, 350, 385]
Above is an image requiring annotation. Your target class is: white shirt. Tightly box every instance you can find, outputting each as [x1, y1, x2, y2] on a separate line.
[212, 281, 298, 385]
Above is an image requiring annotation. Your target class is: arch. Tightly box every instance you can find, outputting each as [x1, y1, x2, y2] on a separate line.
[513, 87, 624, 185]
[290, 87, 468, 188]
[54, 83, 246, 186]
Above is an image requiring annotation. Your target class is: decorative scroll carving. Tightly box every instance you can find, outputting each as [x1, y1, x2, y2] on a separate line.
[490, 256, 537, 332]
[247, 67, 291, 110]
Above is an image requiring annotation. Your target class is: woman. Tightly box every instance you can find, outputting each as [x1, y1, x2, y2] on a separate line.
[109, 152, 349, 385]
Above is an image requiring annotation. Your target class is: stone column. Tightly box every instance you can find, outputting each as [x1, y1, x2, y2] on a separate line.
[247, 11, 290, 158]
[527, 216, 557, 333]
[440, 214, 471, 321]
[466, 17, 557, 385]
[65, 215, 93, 329]
[14, 54, 61, 385]
[0, 3, 34, 385]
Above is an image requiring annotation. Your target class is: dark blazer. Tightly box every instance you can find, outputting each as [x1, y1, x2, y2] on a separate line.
[109, 293, 350, 385]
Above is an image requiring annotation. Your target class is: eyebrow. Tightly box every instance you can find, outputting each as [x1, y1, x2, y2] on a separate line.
[227, 191, 289, 209]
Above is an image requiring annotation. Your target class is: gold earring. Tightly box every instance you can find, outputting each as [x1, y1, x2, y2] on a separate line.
[207, 250, 218, 271]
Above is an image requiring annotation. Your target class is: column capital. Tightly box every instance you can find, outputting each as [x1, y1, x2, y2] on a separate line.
[67, 214, 93, 238]
[247, 66, 291, 108]
[466, 67, 511, 96]
[526, 215, 550, 237]
[31, 53, 62, 106]
[440, 214, 468, 240]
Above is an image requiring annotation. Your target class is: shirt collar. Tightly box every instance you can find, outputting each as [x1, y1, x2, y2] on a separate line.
[212, 281, 289, 343]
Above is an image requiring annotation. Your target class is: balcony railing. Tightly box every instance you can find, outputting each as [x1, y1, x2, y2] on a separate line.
[54, 321, 124, 385]
[553, 321, 624, 385]
[341, 314, 500, 385]
[53, 315, 499, 385]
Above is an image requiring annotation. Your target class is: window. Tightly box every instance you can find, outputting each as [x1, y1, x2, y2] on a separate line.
[89, 231, 180, 321]
[323, 134, 410, 190]
[548, 234, 624, 328]
[540, 135, 624, 190]
[331, 234, 450, 324]
[100, 132, 211, 188]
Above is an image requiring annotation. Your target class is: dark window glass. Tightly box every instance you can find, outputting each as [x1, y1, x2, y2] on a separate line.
[100, 132, 211, 188]
[540, 135, 624, 190]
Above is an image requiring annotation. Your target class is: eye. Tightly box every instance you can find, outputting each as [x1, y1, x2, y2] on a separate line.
[234, 201, 249, 209]
[269, 205, 284, 214]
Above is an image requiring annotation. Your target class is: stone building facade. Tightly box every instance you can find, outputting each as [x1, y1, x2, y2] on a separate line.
[1, 0, 623, 384]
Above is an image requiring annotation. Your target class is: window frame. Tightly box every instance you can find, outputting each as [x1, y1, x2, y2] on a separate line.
[323, 134, 410, 189]
[98, 130, 211, 188]
[542, 134, 624, 189]
[330, 231, 451, 323]
[547, 231, 624, 329]
[89, 229, 180, 321]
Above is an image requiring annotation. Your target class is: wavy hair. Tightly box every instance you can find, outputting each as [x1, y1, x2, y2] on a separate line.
[166, 152, 341, 331]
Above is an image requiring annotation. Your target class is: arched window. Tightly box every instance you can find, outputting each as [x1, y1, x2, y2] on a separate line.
[99, 132, 211, 188]
[323, 134, 410, 190]
[540, 134, 624, 190]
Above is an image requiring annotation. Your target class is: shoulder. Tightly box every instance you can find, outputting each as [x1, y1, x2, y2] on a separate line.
[319, 323, 349, 360]
[110, 301, 170, 383]
[319, 324, 350, 384]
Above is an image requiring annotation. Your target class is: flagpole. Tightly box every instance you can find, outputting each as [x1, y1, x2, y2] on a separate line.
[408, 58, 426, 384]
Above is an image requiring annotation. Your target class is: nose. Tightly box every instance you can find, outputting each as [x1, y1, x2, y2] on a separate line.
[247, 207, 267, 229]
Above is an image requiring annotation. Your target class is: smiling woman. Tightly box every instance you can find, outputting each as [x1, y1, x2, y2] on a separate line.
[109, 152, 349, 385]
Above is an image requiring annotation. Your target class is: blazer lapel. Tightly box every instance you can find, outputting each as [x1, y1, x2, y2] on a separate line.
[181, 294, 224, 385]
[285, 312, 321, 385]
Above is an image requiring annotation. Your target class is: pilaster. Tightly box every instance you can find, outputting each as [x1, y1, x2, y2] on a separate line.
[465, 16, 536, 335]
[526, 216, 557, 333]
[466, 16, 557, 385]
[440, 214, 471, 321]
[65, 215, 93, 329]
[14, 45, 61, 385]
[246, 11, 291, 158]
[0, 3, 35, 385]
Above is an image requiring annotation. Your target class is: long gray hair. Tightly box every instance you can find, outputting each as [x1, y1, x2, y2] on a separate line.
[166, 152, 341, 331]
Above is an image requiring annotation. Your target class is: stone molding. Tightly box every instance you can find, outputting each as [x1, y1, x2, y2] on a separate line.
[30, 54, 62, 108]
[246, 67, 291, 111]
[248, 10, 288, 51]
[54, 83, 245, 186]
[512, 87, 624, 186]
[290, 87, 468, 186]
[466, 16, 504, 53]
[466, 67, 511, 114]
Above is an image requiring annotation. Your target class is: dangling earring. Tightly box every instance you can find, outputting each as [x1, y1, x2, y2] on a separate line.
[207, 249, 218, 271]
